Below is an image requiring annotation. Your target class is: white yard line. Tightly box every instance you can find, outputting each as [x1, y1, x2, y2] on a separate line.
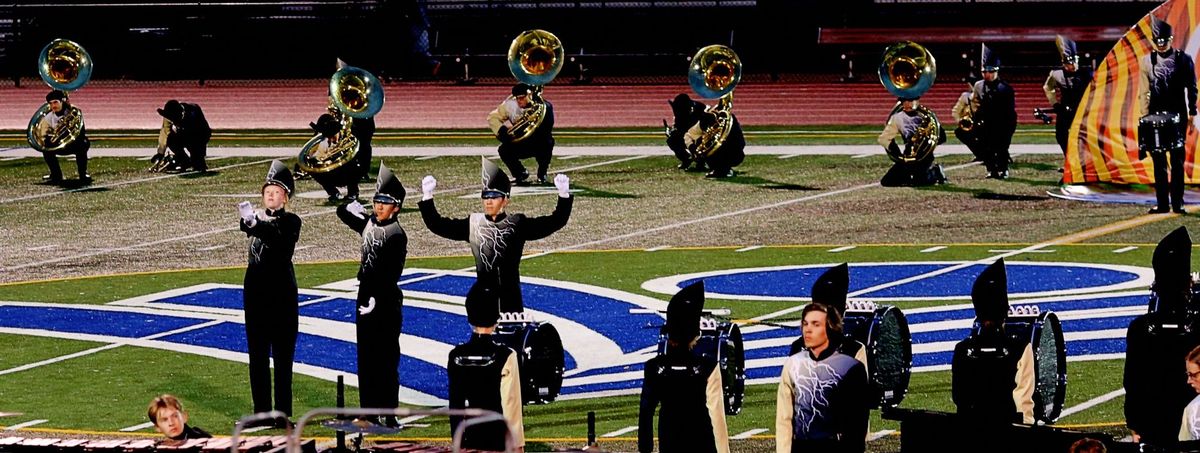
[415, 155, 440, 161]
[197, 245, 228, 251]
[5, 419, 48, 430]
[600, 426, 638, 437]
[828, 246, 857, 253]
[119, 422, 155, 432]
[731, 428, 769, 439]
[920, 246, 947, 253]
[1058, 388, 1126, 419]
[988, 249, 1056, 253]
[776, 154, 802, 159]
[1113, 246, 1138, 254]
[735, 245, 763, 252]
[644, 246, 671, 252]
[868, 430, 896, 441]
[851, 153, 876, 159]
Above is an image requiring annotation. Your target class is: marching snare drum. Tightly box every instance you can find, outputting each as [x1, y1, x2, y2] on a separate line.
[1139, 112, 1184, 155]
[843, 302, 913, 409]
[971, 306, 1067, 424]
[493, 315, 565, 405]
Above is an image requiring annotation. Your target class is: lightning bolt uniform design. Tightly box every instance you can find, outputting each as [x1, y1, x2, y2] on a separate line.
[470, 214, 515, 272]
[782, 351, 862, 442]
[360, 221, 388, 275]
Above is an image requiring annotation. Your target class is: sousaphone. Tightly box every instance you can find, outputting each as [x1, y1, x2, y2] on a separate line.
[878, 41, 942, 163]
[27, 39, 92, 154]
[298, 64, 384, 174]
[505, 29, 564, 143]
[687, 44, 742, 159]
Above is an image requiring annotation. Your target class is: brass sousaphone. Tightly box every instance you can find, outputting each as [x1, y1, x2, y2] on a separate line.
[298, 63, 385, 174]
[27, 39, 92, 154]
[878, 41, 942, 163]
[505, 29, 564, 143]
[687, 44, 742, 159]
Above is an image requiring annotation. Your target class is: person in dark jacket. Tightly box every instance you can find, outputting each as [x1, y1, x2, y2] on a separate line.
[488, 83, 555, 185]
[666, 93, 709, 171]
[34, 89, 91, 184]
[951, 259, 1035, 425]
[147, 394, 212, 441]
[237, 160, 301, 424]
[789, 264, 867, 366]
[1042, 35, 1093, 156]
[336, 162, 408, 424]
[638, 280, 730, 453]
[1137, 17, 1198, 214]
[684, 110, 745, 179]
[157, 99, 212, 172]
[447, 281, 525, 452]
[418, 158, 572, 312]
[1125, 227, 1200, 447]
[972, 44, 1018, 179]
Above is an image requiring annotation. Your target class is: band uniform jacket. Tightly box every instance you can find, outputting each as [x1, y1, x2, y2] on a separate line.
[970, 79, 1017, 136]
[487, 97, 556, 144]
[951, 333, 1035, 424]
[34, 104, 89, 153]
[776, 337, 870, 453]
[637, 349, 730, 453]
[683, 115, 746, 171]
[241, 207, 301, 306]
[1138, 48, 1199, 118]
[1124, 312, 1200, 444]
[448, 333, 524, 451]
[952, 91, 974, 124]
[418, 196, 573, 312]
[1043, 67, 1092, 115]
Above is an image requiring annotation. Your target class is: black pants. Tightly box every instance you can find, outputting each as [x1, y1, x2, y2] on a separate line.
[356, 288, 403, 410]
[978, 124, 1014, 173]
[1150, 147, 1186, 210]
[955, 127, 986, 162]
[498, 137, 554, 181]
[881, 156, 940, 187]
[356, 141, 373, 180]
[168, 132, 211, 171]
[667, 131, 689, 164]
[1054, 109, 1076, 156]
[42, 138, 89, 180]
[315, 164, 360, 199]
[244, 291, 299, 416]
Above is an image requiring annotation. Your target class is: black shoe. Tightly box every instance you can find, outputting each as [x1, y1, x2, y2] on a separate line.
[931, 165, 948, 184]
[677, 158, 692, 170]
[1174, 207, 1188, 214]
[705, 169, 735, 178]
[997, 170, 1009, 179]
[511, 172, 530, 186]
[1149, 206, 1171, 214]
[164, 165, 188, 174]
[79, 174, 92, 184]
[536, 176, 548, 185]
[42, 174, 63, 183]
[327, 194, 341, 204]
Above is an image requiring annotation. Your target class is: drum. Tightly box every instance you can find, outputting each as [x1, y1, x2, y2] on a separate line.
[656, 318, 746, 415]
[843, 303, 913, 408]
[493, 317, 564, 405]
[1138, 112, 1184, 154]
[971, 306, 1067, 424]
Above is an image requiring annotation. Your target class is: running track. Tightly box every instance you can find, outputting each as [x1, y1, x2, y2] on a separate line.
[0, 80, 1055, 130]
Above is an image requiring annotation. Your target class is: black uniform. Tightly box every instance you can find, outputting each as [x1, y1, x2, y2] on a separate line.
[974, 44, 1017, 178]
[336, 167, 408, 410]
[241, 160, 301, 417]
[169, 425, 212, 441]
[1141, 18, 1198, 213]
[667, 94, 709, 170]
[696, 114, 746, 179]
[1044, 36, 1092, 154]
[878, 106, 948, 187]
[353, 117, 376, 180]
[788, 264, 869, 365]
[951, 259, 1035, 425]
[447, 333, 524, 451]
[310, 113, 362, 201]
[1125, 227, 1200, 446]
[419, 159, 572, 312]
[776, 335, 870, 453]
[638, 281, 730, 453]
[490, 84, 556, 184]
[158, 100, 212, 172]
[36, 91, 90, 183]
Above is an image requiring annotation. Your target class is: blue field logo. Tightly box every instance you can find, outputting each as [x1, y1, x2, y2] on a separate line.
[0, 262, 1152, 406]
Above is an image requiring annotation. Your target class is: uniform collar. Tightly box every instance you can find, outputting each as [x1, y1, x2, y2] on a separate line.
[485, 212, 508, 223]
[372, 215, 397, 227]
[264, 208, 286, 217]
[807, 336, 843, 361]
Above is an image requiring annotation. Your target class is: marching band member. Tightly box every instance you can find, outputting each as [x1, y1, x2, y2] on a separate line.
[147, 394, 212, 441]
[336, 163, 408, 425]
[789, 264, 868, 367]
[951, 259, 1035, 425]
[447, 281, 525, 452]
[1126, 227, 1200, 445]
[35, 89, 90, 184]
[638, 281, 730, 453]
[972, 44, 1017, 179]
[684, 111, 745, 179]
[156, 100, 212, 173]
[310, 113, 361, 203]
[418, 158, 572, 312]
[1043, 35, 1092, 156]
[666, 93, 709, 171]
[876, 96, 947, 187]
[237, 160, 301, 426]
[952, 77, 985, 162]
[488, 83, 556, 185]
[1137, 17, 1197, 214]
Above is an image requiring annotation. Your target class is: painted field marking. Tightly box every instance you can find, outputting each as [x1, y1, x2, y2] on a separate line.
[242, 426, 271, 433]
[0, 158, 276, 205]
[731, 428, 769, 439]
[197, 245, 228, 252]
[988, 249, 1055, 253]
[415, 155, 440, 161]
[735, 245, 763, 253]
[920, 246, 947, 253]
[851, 153, 876, 159]
[558, 155, 582, 160]
[0, 156, 22, 161]
[119, 422, 155, 432]
[868, 430, 897, 441]
[777, 154, 802, 159]
[0, 320, 224, 377]
[26, 245, 57, 251]
[1113, 246, 1138, 254]
[828, 246, 857, 253]
[601, 426, 638, 437]
[645, 246, 671, 252]
[5, 419, 48, 430]
[1058, 388, 1126, 419]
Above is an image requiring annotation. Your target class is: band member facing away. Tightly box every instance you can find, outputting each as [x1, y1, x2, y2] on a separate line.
[666, 93, 709, 172]
[35, 90, 90, 184]
[1138, 17, 1197, 214]
[972, 44, 1017, 179]
[447, 281, 525, 453]
[951, 259, 1035, 425]
[684, 111, 745, 179]
[237, 160, 301, 427]
[1043, 35, 1092, 156]
[488, 83, 555, 185]
[789, 264, 868, 368]
[336, 163, 408, 425]
[1126, 227, 1200, 446]
[638, 281, 730, 453]
[147, 394, 211, 441]
[310, 113, 360, 203]
[876, 96, 948, 187]
[952, 76, 985, 162]
[418, 158, 572, 312]
[776, 300, 870, 453]
[156, 100, 212, 173]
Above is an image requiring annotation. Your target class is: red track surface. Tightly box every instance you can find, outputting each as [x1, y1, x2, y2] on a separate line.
[0, 80, 1056, 130]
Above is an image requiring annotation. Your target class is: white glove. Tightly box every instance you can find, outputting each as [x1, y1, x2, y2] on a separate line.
[358, 297, 376, 315]
[421, 175, 437, 201]
[554, 173, 570, 197]
[346, 200, 366, 219]
[237, 201, 257, 226]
